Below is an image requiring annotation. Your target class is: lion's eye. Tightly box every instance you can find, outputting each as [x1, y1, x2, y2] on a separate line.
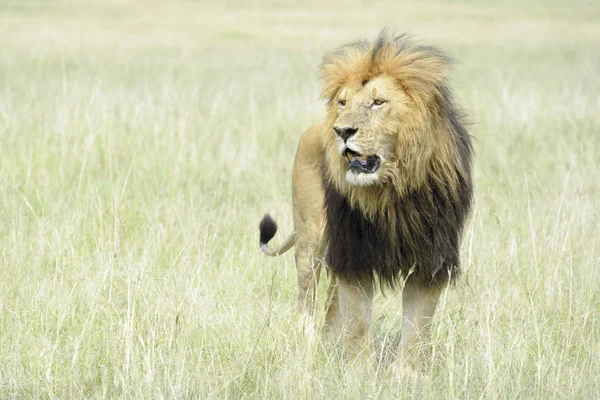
[338, 99, 346, 107]
[372, 99, 386, 107]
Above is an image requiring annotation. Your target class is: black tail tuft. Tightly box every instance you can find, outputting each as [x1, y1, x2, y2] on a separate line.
[259, 214, 278, 246]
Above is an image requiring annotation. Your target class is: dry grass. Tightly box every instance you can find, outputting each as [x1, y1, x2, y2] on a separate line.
[0, 0, 599, 398]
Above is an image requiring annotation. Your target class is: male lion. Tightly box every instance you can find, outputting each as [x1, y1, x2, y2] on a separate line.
[258, 30, 473, 368]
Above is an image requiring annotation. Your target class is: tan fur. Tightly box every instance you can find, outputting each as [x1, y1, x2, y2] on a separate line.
[259, 31, 471, 370]
[290, 121, 328, 314]
[321, 36, 465, 223]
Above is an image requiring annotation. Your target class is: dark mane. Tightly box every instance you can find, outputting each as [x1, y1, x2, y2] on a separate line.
[321, 30, 473, 289]
[323, 165, 472, 289]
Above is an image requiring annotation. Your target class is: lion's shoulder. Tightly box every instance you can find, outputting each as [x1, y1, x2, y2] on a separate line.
[294, 120, 328, 166]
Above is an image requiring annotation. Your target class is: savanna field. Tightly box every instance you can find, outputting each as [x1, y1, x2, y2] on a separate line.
[1, 0, 599, 398]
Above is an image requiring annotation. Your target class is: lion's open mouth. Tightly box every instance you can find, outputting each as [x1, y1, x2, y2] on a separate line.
[345, 149, 380, 174]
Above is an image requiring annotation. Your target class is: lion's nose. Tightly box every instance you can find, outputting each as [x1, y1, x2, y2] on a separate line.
[333, 126, 358, 142]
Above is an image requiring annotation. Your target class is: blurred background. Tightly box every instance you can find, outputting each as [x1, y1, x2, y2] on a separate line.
[0, 0, 599, 398]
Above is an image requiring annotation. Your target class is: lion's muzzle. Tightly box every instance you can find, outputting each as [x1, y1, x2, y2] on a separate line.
[345, 149, 380, 174]
[333, 125, 358, 142]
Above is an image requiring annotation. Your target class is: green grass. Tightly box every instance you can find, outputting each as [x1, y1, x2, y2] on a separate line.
[1, 0, 599, 398]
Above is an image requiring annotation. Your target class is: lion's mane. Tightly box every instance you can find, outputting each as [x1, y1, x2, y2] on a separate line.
[320, 31, 473, 288]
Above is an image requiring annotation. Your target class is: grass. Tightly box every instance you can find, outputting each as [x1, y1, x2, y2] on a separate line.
[1, 0, 599, 398]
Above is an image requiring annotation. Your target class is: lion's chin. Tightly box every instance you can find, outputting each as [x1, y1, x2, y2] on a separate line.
[345, 170, 381, 186]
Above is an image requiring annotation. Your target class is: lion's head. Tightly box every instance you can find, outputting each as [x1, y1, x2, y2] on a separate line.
[320, 31, 470, 217]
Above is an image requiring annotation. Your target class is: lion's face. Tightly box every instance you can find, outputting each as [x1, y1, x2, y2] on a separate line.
[332, 75, 407, 187]
[321, 33, 464, 200]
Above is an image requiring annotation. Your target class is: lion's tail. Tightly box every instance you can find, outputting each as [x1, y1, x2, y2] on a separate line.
[259, 214, 296, 256]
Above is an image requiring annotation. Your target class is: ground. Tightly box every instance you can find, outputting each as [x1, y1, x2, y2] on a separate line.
[0, 0, 599, 398]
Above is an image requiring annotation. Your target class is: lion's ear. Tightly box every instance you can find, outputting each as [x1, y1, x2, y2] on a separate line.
[319, 60, 344, 102]
[319, 42, 371, 102]
[319, 32, 453, 107]
[390, 48, 453, 108]
[366, 31, 453, 106]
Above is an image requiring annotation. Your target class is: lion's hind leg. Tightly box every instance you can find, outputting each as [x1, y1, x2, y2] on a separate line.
[323, 272, 343, 336]
[293, 230, 328, 318]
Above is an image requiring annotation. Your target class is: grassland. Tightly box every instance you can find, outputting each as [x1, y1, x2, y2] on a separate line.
[1, 0, 599, 398]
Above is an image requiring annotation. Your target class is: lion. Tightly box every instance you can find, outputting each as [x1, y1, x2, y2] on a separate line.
[258, 30, 473, 369]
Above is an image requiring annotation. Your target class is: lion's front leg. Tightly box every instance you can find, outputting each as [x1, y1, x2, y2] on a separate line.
[396, 282, 443, 372]
[337, 275, 374, 365]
